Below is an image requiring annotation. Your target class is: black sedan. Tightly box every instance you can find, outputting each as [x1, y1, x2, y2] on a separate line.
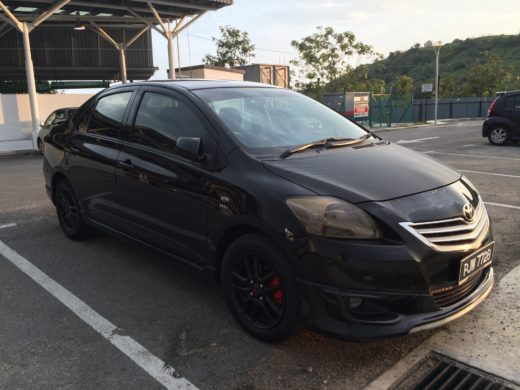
[43, 80, 494, 341]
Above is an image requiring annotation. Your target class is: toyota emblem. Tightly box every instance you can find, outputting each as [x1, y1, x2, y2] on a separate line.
[463, 203, 475, 222]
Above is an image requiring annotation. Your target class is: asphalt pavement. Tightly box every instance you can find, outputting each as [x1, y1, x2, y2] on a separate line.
[0, 119, 518, 389]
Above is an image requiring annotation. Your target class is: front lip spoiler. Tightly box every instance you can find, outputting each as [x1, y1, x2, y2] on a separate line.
[410, 267, 494, 333]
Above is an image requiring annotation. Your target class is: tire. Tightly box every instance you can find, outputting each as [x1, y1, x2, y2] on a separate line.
[221, 234, 299, 342]
[37, 138, 44, 155]
[488, 126, 510, 145]
[54, 180, 92, 240]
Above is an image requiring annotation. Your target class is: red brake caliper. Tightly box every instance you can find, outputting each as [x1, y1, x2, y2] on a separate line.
[269, 277, 283, 304]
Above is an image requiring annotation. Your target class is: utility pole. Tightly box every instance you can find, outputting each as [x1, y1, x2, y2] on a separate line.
[433, 41, 442, 125]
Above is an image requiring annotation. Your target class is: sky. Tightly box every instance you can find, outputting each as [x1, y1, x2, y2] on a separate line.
[150, 0, 520, 79]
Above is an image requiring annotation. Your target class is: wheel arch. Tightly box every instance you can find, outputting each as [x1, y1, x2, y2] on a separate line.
[213, 223, 287, 285]
[483, 118, 513, 136]
[51, 171, 68, 204]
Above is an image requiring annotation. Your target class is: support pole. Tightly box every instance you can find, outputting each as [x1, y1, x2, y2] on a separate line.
[22, 22, 39, 149]
[166, 21, 175, 80]
[119, 46, 127, 84]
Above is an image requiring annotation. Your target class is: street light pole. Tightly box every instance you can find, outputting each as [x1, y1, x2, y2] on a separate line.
[433, 41, 442, 125]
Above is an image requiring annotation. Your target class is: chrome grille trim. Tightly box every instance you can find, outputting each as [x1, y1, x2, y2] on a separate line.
[399, 199, 490, 252]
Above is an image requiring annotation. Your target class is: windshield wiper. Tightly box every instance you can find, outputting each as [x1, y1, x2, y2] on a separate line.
[280, 134, 371, 159]
[280, 139, 329, 159]
[324, 133, 371, 149]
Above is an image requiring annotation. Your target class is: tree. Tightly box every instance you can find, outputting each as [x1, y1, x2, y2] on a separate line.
[392, 75, 414, 96]
[463, 51, 512, 96]
[203, 26, 255, 68]
[290, 26, 377, 91]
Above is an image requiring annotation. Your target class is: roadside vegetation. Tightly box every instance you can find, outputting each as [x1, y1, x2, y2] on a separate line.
[206, 26, 520, 98]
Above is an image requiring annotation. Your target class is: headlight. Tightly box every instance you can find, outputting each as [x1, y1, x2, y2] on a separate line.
[286, 196, 382, 239]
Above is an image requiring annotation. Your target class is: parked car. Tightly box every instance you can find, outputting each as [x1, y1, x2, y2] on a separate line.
[37, 107, 77, 154]
[43, 81, 494, 342]
[483, 91, 520, 145]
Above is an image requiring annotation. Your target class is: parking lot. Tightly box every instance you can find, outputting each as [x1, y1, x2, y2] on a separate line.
[0, 119, 519, 389]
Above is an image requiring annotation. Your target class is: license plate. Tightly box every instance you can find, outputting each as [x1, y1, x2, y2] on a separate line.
[458, 242, 494, 284]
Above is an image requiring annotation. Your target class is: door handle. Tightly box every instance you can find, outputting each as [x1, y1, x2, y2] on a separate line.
[118, 159, 134, 169]
[67, 146, 80, 154]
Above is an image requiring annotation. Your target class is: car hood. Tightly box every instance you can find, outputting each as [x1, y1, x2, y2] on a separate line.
[262, 142, 461, 204]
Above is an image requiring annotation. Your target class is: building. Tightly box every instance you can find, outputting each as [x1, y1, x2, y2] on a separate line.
[175, 65, 244, 81]
[237, 64, 290, 88]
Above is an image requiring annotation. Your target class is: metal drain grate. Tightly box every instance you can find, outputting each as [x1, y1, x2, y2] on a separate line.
[395, 353, 517, 390]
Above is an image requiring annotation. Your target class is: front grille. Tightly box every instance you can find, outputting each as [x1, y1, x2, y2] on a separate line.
[400, 199, 489, 252]
[431, 270, 484, 308]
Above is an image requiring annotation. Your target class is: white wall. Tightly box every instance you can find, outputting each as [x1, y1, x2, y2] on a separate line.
[0, 93, 93, 142]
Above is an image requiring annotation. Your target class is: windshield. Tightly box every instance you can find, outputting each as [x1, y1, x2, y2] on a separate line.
[193, 87, 367, 153]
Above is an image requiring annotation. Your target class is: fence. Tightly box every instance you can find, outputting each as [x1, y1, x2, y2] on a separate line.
[413, 97, 495, 122]
[320, 92, 494, 128]
[369, 94, 414, 128]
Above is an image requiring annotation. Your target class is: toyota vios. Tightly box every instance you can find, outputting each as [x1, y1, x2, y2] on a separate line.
[43, 81, 494, 341]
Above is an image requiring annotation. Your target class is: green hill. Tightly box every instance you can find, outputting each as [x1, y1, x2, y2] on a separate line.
[360, 34, 520, 97]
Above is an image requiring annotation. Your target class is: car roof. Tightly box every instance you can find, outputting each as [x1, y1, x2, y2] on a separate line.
[109, 79, 278, 91]
[498, 90, 520, 97]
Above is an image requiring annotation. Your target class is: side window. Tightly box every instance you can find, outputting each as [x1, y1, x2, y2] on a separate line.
[132, 92, 206, 154]
[54, 110, 67, 122]
[505, 95, 520, 111]
[44, 112, 56, 127]
[86, 92, 132, 138]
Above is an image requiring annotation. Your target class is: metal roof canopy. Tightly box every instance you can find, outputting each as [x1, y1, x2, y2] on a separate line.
[0, 0, 233, 149]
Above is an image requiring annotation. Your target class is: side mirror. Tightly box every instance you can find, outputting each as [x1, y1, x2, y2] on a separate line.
[175, 137, 205, 162]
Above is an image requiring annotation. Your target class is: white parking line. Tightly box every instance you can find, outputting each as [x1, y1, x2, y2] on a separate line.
[484, 202, 520, 210]
[460, 170, 520, 179]
[396, 136, 439, 144]
[0, 223, 17, 229]
[425, 151, 520, 161]
[0, 240, 195, 390]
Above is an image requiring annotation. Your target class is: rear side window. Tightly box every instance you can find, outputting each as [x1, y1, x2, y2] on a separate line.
[505, 95, 520, 110]
[43, 112, 57, 127]
[132, 92, 206, 154]
[86, 92, 132, 138]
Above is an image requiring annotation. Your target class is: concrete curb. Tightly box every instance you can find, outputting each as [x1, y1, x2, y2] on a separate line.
[0, 150, 39, 157]
[364, 265, 520, 389]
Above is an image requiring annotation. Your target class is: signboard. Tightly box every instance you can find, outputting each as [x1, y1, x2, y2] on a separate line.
[353, 95, 369, 118]
[422, 83, 433, 93]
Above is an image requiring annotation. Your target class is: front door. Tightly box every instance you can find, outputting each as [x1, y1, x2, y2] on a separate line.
[115, 89, 217, 266]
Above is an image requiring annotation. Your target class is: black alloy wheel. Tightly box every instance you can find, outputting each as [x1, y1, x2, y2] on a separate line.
[222, 234, 299, 342]
[55, 180, 92, 240]
[232, 254, 285, 329]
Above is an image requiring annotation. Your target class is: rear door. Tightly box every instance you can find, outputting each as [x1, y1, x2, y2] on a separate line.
[66, 88, 136, 226]
[505, 94, 520, 136]
[114, 87, 219, 266]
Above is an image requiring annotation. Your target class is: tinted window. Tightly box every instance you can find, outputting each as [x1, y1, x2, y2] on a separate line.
[43, 112, 56, 127]
[87, 92, 132, 138]
[505, 95, 520, 110]
[54, 109, 68, 122]
[132, 92, 206, 154]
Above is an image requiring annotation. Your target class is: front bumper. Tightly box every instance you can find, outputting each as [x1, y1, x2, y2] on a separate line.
[297, 267, 493, 339]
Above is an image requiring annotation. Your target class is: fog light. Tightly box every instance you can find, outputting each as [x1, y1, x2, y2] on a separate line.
[349, 297, 364, 309]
